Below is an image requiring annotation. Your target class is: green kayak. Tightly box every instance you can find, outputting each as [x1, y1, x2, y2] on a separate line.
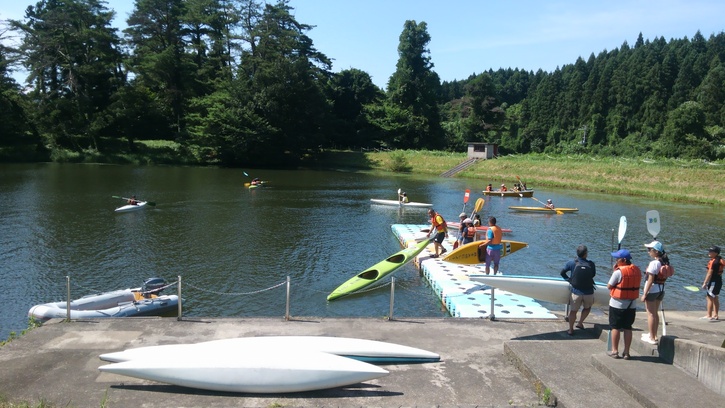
[327, 238, 431, 301]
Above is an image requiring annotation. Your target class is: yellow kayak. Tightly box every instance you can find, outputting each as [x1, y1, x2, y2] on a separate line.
[442, 240, 528, 265]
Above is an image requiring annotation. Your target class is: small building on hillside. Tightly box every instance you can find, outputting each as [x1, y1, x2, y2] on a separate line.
[467, 143, 497, 159]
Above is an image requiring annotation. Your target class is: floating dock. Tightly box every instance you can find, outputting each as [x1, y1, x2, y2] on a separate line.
[391, 224, 556, 319]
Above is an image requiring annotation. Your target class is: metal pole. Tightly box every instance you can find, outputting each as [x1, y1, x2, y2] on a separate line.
[177, 275, 182, 321]
[489, 287, 496, 321]
[389, 277, 395, 320]
[285, 276, 290, 321]
[66, 276, 71, 322]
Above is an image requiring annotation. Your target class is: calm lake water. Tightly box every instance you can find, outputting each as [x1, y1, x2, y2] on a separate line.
[1, 163, 723, 341]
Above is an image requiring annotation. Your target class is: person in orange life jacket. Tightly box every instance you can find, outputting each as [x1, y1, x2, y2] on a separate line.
[560, 245, 596, 335]
[640, 240, 669, 344]
[481, 216, 502, 275]
[607, 249, 642, 360]
[425, 209, 448, 258]
[500, 184, 507, 192]
[544, 199, 555, 209]
[461, 219, 476, 245]
[485, 184, 493, 192]
[702, 246, 724, 321]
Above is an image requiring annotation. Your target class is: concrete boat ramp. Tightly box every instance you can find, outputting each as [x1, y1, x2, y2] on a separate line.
[1, 312, 724, 407]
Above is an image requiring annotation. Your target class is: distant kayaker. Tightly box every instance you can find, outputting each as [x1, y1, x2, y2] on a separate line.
[426, 209, 448, 258]
[251, 178, 261, 186]
[544, 199, 555, 209]
[560, 245, 596, 335]
[485, 184, 493, 192]
[500, 184, 507, 192]
[128, 195, 138, 205]
[399, 191, 409, 203]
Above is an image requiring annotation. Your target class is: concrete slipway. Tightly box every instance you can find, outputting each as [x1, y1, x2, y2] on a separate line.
[0, 311, 724, 407]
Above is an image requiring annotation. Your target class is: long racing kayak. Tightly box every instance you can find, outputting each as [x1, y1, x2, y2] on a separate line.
[508, 206, 578, 213]
[370, 198, 433, 208]
[99, 336, 440, 364]
[114, 201, 147, 213]
[328, 238, 431, 300]
[442, 240, 528, 265]
[468, 274, 610, 307]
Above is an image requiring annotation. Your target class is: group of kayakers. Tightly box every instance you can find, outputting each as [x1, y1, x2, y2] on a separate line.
[484, 181, 527, 192]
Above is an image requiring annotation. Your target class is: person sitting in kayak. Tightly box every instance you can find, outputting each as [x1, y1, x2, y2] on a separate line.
[399, 191, 409, 203]
[485, 184, 493, 192]
[544, 199, 555, 209]
[251, 178, 261, 185]
[500, 184, 507, 192]
[128, 195, 138, 205]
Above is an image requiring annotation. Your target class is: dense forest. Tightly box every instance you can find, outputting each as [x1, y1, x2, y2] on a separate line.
[0, 0, 724, 166]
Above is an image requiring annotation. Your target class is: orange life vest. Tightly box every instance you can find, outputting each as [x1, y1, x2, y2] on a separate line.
[609, 264, 642, 300]
[488, 225, 502, 245]
[465, 226, 477, 239]
[708, 257, 725, 276]
[431, 213, 447, 233]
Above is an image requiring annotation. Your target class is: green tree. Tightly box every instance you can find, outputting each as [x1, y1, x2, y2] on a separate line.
[386, 20, 443, 149]
[326, 68, 384, 148]
[10, 0, 125, 151]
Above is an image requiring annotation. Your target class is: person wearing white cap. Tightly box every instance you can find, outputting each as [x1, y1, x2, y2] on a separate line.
[702, 246, 724, 321]
[640, 240, 670, 344]
[544, 199, 555, 210]
[499, 184, 507, 192]
[460, 218, 476, 245]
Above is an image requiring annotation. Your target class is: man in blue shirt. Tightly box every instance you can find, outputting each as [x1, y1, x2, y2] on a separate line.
[560, 245, 596, 335]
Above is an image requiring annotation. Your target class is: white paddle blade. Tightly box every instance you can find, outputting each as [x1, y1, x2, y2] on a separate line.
[617, 216, 627, 244]
[646, 210, 660, 238]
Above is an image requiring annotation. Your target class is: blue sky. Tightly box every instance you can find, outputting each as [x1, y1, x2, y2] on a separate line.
[3, 0, 725, 88]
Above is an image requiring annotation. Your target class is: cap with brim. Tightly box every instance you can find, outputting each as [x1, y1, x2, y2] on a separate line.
[463, 218, 472, 224]
[611, 249, 632, 260]
[459, 212, 467, 218]
[644, 240, 664, 252]
[708, 246, 721, 254]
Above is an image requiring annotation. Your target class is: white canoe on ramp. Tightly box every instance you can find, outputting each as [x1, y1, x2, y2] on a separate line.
[469, 274, 610, 308]
[99, 348, 389, 393]
[100, 335, 440, 364]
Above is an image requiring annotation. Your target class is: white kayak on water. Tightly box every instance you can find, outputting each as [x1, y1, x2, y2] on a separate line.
[370, 198, 432, 208]
[114, 201, 147, 213]
[469, 274, 610, 307]
[99, 348, 389, 393]
[99, 335, 441, 364]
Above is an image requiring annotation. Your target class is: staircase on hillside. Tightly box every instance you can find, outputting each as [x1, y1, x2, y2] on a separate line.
[440, 158, 480, 178]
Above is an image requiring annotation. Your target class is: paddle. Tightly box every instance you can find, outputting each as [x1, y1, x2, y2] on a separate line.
[112, 196, 156, 206]
[617, 216, 627, 250]
[684, 286, 700, 292]
[645, 210, 665, 335]
[398, 188, 402, 205]
[530, 196, 563, 215]
[462, 189, 471, 213]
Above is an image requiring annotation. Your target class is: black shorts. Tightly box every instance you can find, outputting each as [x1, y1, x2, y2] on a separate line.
[609, 306, 636, 330]
[644, 291, 665, 301]
[706, 278, 722, 297]
[433, 231, 446, 244]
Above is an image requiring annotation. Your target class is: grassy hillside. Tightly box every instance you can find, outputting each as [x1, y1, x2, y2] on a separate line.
[315, 150, 725, 206]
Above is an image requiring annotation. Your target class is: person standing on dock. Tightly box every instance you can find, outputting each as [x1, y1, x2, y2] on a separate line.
[560, 245, 596, 335]
[702, 246, 723, 321]
[482, 217, 502, 275]
[426, 209, 448, 258]
[640, 241, 669, 344]
[607, 249, 642, 360]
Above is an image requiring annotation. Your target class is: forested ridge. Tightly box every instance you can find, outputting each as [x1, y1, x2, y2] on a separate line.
[1, 0, 724, 166]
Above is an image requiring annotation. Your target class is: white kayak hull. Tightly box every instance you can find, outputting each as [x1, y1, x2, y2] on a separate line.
[115, 201, 147, 212]
[370, 199, 432, 208]
[99, 349, 389, 393]
[469, 275, 610, 307]
[100, 336, 440, 364]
